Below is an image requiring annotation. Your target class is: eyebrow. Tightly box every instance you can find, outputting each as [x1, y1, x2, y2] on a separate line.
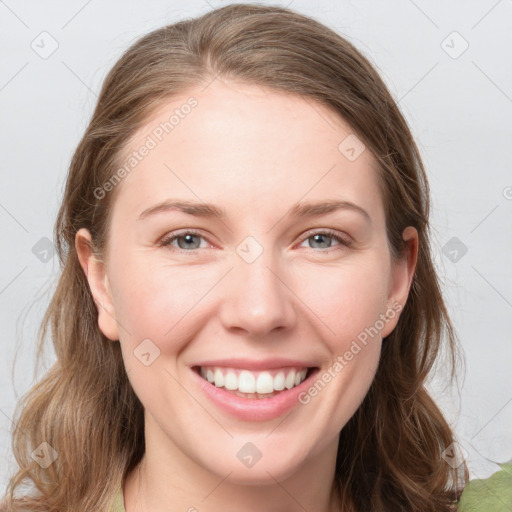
[137, 199, 371, 224]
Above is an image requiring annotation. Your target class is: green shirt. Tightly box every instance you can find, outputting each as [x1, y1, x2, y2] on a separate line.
[111, 462, 512, 511]
[457, 462, 512, 511]
[111, 487, 125, 512]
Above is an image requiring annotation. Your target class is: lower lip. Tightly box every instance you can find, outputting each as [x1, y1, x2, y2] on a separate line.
[190, 367, 318, 422]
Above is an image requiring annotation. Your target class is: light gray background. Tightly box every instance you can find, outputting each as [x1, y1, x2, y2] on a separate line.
[1, 0, 511, 491]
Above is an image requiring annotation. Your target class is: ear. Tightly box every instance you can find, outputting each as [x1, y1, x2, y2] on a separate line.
[75, 228, 119, 341]
[380, 226, 419, 339]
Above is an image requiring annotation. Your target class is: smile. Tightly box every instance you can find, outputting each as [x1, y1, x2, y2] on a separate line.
[196, 366, 310, 397]
[191, 362, 320, 421]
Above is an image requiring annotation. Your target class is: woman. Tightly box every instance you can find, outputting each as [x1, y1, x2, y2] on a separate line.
[2, 4, 472, 511]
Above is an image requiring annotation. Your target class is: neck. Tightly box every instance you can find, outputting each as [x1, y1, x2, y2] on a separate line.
[123, 416, 345, 512]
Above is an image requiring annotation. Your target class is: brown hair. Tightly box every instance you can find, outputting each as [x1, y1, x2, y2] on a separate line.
[2, 4, 468, 511]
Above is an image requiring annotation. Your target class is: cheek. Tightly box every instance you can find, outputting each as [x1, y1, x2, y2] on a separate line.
[110, 256, 219, 350]
[296, 256, 391, 345]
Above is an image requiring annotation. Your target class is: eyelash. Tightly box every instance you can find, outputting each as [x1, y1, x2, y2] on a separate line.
[158, 229, 352, 254]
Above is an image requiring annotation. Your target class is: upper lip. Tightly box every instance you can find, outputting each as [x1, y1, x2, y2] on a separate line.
[191, 358, 318, 371]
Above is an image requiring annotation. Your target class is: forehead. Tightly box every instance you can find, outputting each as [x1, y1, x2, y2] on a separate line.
[110, 79, 384, 226]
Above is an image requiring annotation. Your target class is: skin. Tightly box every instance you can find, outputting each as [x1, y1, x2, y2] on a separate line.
[76, 78, 418, 512]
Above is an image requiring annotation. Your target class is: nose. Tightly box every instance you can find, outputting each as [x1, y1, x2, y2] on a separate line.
[218, 248, 297, 338]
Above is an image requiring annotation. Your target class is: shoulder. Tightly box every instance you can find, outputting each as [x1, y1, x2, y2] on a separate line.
[456, 461, 512, 511]
[111, 485, 126, 512]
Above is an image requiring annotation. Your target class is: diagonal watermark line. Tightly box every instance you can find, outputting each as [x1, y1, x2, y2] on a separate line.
[407, 0, 439, 29]
[0, 266, 28, 295]
[303, 96, 338, 131]
[472, 61, 512, 104]
[266, 164, 337, 234]
[200, 68, 222, 92]
[398, 62, 439, 104]
[475, 475, 512, 510]
[61, 0, 94, 29]
[470, 396, 512, 440]
[0, 201, 29, 233]
[470, 204, 499, 233]
[0, 0, 29, 28]
[0, 407, 31, 440]
[92, 297, 133, 336]
[471, 265, 512, 308]
[265, 410, 294, 438]
[0, 62, 29, 93]
[472, 0, 502, 30]
[163, 367, 234, 438]
[201, 470, 233, 502]
[163, 267, 234, 336]
[265, 266, 336, 335]
[202, 0, 218, 11]
[265, 470, 310, 511]
[61, 60, 98, 98]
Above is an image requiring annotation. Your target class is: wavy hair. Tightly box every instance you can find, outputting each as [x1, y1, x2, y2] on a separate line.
[2, 3, 468, 511]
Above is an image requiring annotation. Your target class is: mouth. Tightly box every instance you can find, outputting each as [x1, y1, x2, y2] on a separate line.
[192, 365, 317, 399]
[190, 361, 321, 421]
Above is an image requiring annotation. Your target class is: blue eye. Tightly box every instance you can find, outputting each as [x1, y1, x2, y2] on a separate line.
[159, 229, 351, 253]
[299, 230, 352, 251]
[159, 230, 208, 251]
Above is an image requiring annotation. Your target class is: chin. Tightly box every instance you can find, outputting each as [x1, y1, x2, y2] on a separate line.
[200, 446, 310, 486]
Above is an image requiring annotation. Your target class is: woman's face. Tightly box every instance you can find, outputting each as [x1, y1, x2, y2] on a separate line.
[77, 79, 417, 485]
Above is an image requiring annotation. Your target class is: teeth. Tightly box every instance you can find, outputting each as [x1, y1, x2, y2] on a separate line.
[198, 366, 309, 394]
[285, 371, 295, 390]
[274, 372, 285, 391]
[214, 368, 224, 388]
[224, 372, 238, 390]
[238, 370, 255, 393]
[256, 372, 274, 394]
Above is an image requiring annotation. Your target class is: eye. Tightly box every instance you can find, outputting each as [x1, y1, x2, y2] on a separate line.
[158, 228, 352, 254]
[159, 230, 210, 252]
[298, 229, 352, 252]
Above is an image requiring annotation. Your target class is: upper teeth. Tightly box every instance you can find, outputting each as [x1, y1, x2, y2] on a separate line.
[199, 366, 308, 394]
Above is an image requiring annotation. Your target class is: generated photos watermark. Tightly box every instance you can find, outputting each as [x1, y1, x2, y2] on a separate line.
[298, 300, 403, 405]
[93, 97, 198, 200]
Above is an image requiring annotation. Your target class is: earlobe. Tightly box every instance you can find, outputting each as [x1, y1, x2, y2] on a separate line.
[75, 228, 119, 341]
[381, 226, 419, 339]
